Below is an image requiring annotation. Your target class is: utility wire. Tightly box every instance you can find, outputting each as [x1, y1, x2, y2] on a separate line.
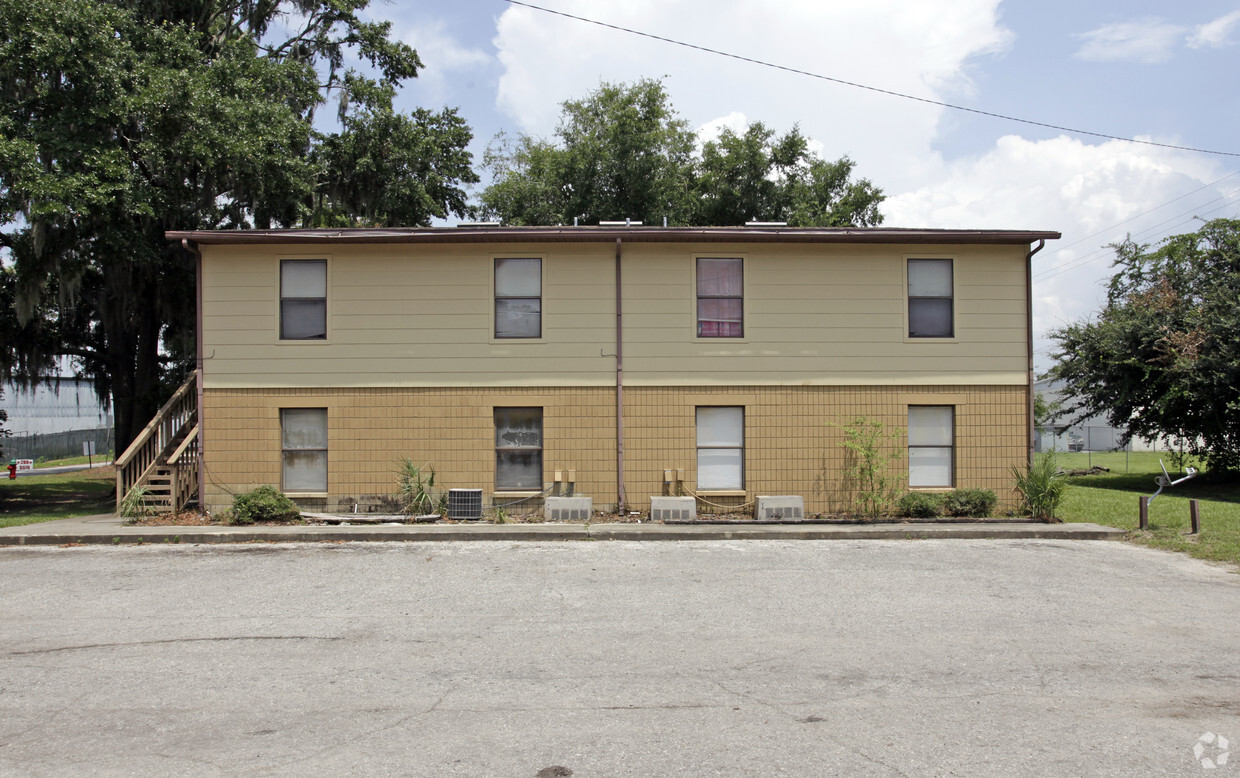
[1034, 192, 1240, 282]
[502, 0, 1240, 159]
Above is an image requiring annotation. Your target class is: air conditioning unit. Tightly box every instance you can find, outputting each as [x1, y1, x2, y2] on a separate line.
[545, 497, 591, 522]
[448, 489, 483, 520]
[649, 496, 696, 521]
[754, 496, 804, 521]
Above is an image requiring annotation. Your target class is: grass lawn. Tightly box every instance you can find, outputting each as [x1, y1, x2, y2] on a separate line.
[33, 452, 115, 468]
[0, 466, 115, 528]
[1053, 452, 1240, 568]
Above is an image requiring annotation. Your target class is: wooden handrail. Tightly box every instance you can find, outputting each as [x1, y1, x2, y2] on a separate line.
[167, 424, 199, 465]
[115, 373, 197, 468]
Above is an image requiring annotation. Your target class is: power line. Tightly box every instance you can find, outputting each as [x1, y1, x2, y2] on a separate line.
[502, 0, 1240, 159]
[1033, 192, 1240, 282]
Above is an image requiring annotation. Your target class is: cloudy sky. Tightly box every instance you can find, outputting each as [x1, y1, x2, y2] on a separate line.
[362, 0, 1239, 370]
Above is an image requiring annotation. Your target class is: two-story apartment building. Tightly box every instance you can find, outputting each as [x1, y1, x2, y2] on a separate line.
[161, 225, 1057, 517]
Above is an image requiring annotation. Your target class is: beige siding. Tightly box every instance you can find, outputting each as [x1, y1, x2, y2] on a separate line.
[201, 241, 1028, 389]
[202, 385, 1025, 516]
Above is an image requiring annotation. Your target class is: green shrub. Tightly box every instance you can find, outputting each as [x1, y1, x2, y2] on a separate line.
[942, 488, 998, 518]
[230, 486, 300, 524]
[839, 416, 904, 517]
[1012, 452, 1066, 521]
[118, 486, 155, 520]
[897, 492, 942, 518]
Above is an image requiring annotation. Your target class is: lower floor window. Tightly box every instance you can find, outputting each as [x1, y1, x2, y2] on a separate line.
[495, 407, 542, 490]
[697, 406, 744, 490]
[908, 406, 954, 487]
[281, 408, 327, 492]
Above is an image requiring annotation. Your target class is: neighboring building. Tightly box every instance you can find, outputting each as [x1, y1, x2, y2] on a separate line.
[152, 225, 1057, 516]
[4, 376, 113, 461]
[1033, 377, 1168, 453]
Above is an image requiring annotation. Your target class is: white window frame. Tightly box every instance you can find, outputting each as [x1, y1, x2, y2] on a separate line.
[906, 257, 955, 339]
[695, 257, 745, 339]
[279, 259, 328, 341]
[696, 406, 745, 491]
[494, 407, 543, 491]
[493, 257, 543, 340]
[908, 405, 954, 488]
[281, 407, 327, 493]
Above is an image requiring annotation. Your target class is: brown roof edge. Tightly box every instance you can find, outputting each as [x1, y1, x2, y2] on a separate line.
[167, 226, 1061, 246]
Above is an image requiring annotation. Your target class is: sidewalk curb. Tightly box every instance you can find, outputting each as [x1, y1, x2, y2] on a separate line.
[0, 519, 1125, 546]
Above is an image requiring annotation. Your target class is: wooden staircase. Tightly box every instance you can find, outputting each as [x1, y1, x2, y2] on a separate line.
[115, 373, 199, 514]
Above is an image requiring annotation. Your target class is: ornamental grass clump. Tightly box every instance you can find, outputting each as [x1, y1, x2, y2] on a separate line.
[1012, 452, 1066, 521]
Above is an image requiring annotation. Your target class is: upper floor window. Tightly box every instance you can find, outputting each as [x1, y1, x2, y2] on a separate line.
[907, 258, 953, 338]
[697, 257, 743, 338]
[280, 259, 327, 340]
[495, 258, 542, 338]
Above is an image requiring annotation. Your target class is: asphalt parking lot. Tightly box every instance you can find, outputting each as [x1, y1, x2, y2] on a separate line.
[1, 539, 1237, 776]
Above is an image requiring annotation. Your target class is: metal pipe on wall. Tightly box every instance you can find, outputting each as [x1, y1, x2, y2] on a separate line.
[1025, 239, 1046, 465]
[615, 237, 626, 512]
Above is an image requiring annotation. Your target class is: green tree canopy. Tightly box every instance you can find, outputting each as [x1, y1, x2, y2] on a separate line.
[480, 78, 885, 227]
[0, 0, 478, 449]
[1050, 218, 1240, 475]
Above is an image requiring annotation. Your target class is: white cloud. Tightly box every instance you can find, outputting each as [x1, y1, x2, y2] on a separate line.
[492, 0, 1011, 191]
[386, 18, 490, 103]
[884, 134, 1231, 368]
[1073, 18, 1185, 63]
[1187, 9, 1240, 48]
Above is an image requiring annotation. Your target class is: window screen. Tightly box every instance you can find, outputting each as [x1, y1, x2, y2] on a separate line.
[495, 407, 542, 490]
[280, 260, 327, 340]
[282, 408, 327, 492]
[908, 259, 953, 338]
[908, 406, 954, 488]
[495, 258, 542, 338]
[697, 406, 744, 489]
[697, 258, 743, 338]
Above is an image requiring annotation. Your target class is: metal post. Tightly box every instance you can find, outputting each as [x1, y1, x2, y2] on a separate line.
[1139, 496, 1149, 531]
[1190, 499, 1200, 535]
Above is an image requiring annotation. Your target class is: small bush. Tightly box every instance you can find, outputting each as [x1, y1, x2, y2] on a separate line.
[1012, 452, 1066, 521]
[942, 488, 998, 518]
[897, 492, 942, 518]
[118, 486, 156, 520]
[230, 486, 300, 525]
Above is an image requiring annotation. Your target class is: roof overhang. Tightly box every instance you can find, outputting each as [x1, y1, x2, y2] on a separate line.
[168, 226, 1061, 246]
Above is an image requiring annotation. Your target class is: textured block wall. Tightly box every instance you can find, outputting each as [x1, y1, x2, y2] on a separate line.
[202, 385, 1026, 516]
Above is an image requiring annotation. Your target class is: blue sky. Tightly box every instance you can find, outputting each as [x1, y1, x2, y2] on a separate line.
[357, 0, 1239, 370]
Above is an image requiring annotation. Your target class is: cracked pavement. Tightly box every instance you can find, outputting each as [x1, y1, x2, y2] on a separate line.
[1, 539, 1238, 776]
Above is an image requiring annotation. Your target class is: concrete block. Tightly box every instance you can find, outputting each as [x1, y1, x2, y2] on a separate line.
[545, 497, 592, 522]
[754, 496, 804, 521]
[649, 496, 696, 522]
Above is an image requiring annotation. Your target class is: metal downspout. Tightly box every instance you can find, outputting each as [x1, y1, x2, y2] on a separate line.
[183, 238, 206, 513]
[615, 238, 626, 512]
[1025, 239, 1046, 465]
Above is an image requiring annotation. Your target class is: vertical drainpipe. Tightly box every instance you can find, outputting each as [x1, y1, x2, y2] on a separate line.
[1025, 239, 1045, 466]
[183, 238, 206, 513]
[615, 237, 626, 512]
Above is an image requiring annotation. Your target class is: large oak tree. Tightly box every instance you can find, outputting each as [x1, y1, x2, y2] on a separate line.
[0, 0, 478, 449]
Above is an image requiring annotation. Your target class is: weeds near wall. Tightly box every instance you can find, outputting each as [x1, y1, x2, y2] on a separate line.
[1012, 452, 1066, 521]
[118, 486, 155, 521]
[839, 416, 904, 517]
[397, 459, 438, 515]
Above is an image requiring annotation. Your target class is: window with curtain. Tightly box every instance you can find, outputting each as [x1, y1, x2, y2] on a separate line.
[495, 258, 542, 338]
[280, 260, 327, 340]
[495, 407, 542, 490]
[908, 406, 954, 487]
[697, 406, 744, 489]
[281, 408, 327, 492]
[907, 258, 953, 338]
[697, 257, 743, 337]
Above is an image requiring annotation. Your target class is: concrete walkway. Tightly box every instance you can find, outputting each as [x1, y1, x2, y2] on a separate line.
[0, 513, 1125, 545]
